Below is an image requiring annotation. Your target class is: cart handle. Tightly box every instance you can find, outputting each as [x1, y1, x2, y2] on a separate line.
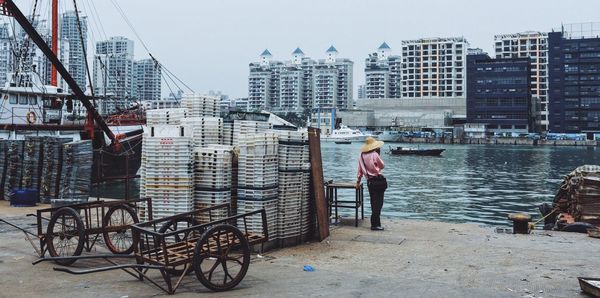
[54, 264, 164, 275]
[0, 218, 38, 237]
[33, 254, 136, 265]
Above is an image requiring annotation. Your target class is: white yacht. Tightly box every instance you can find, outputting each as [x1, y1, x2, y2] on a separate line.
[321, 124, 371, 142]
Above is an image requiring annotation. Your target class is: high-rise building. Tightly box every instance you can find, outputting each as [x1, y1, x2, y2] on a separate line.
[93, 36, 135, 115]
[364, 42, 401, 99]
[548, 24, 600, 135]
[0, 23, 13, 87]
[494, 31, 548, 132]
[466, 51, 533, 134]
[247, 46, 353, 112]
[401, 37, 469, 98]
[357, 84, 366, 99]
[61, 11, 88, 91]
[133, 58, 161, 101]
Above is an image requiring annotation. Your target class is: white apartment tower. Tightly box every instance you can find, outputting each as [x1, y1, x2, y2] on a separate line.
[0, 24, 13, 87]
[248, 49, 272, 111]
[401, 37, 469, 98]
[133, 58, 161, 101]
[61, 11, 88, 91]
[93, 36, 135, 115]
[364, 42, 401, 99]
[494, 31, 548, 131]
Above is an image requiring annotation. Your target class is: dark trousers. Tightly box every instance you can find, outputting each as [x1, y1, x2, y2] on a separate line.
[367, 183, 385, 227]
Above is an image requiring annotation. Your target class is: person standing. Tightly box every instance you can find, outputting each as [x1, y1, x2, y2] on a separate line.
[356, 137, 387, 231]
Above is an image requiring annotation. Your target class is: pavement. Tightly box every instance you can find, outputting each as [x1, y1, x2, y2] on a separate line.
[0, 201, 598, 297]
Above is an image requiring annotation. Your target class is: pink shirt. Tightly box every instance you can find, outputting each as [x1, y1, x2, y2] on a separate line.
[357, 151, 385, 183]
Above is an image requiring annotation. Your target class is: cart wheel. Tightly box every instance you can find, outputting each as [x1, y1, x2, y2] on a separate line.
[46, 207, 85, 265]
[158, 216, 199, 275]
[193, 224, 250, 292]
[102, 204, 139, 254]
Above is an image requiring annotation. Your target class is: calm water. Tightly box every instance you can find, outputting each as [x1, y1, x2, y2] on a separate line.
[93, 143, 600, 226]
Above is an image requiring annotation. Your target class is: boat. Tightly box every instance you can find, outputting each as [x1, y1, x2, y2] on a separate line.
[321, 124, 371, 142]
[334, 139, 352, 144]
[389, 146, 445, 156]
[578, 277, 600, 297]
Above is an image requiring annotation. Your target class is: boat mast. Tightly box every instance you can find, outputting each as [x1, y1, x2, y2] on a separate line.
[0, 0, 118, 147]
[50, 0, 57, 86]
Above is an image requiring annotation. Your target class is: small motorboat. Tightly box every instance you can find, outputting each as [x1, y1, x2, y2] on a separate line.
[334, 139, 352, 144]
[389, 146, 445, 156]
[578, 277, 600, 297]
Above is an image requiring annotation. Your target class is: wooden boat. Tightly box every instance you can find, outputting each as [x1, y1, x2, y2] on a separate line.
[334, 139, 352, 144]
[389, 146, 445, 156]
[578, 277, 600, 297]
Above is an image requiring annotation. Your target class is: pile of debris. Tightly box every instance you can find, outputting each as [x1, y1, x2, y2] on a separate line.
[553, 165, 600, 226]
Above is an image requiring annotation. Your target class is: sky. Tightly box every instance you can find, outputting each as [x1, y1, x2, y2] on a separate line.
[9, 0, 600, 98]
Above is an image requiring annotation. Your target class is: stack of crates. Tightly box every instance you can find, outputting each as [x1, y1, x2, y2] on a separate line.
[140, 125, 193, 219]
[180, 117, 223, 148]
[54, 140, 93, 207]
[40, 137, 71, 203]
[181, 93, 219, 118]
[21, 136, 45, 191]
[232, 120, 272, 146]
[193, 145, 234, 223]
[146, 108, 188, 125]
[222, 121, 234, 146]
[275, 130, 311, 240]
[2, 140, 24, 200]
[0, 140, 7, 200]
[237, 132, 279, 239]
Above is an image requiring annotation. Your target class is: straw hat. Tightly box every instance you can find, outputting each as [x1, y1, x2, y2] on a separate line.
[361, 136, 384, 153]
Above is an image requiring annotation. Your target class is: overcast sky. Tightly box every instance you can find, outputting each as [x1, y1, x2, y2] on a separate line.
[10, 0, 600, 98]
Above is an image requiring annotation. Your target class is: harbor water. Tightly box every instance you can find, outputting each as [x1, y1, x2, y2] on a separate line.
[93, 142, 600, 226]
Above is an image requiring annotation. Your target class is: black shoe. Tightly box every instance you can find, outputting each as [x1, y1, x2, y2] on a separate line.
[371, 226, 384, 231]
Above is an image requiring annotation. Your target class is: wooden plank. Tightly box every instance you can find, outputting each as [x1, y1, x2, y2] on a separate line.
[308, 127, 329, 241]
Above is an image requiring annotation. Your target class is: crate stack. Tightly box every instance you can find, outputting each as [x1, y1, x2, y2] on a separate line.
[21, 136, 45, 191]
[146, 108, 188, 125]
[54, 140, 93, 206]
[141, 126, 194, 219]
[275, 130, 312, 240]
[180, 117, 223, 148]
[232, 120, 272, 146]
[236, 133, 279, 239]
[2, 140, 24, 200]
[0, 140, 7, 200]
[193, 145, 234, 223]
[223, 121, 234, 146]
[181, 94, 219, 118]
[40, 137, 71, 203]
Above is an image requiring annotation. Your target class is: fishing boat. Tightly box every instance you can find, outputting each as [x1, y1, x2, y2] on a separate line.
[578, 277, 600, 297]
[0, 0, 143, 182]
[321, 124, 371, 142]
[389, 146, 445, 156]
[334, 139, 352, 144]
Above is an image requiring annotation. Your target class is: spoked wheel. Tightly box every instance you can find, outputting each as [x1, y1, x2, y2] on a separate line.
[158, 216, 200, 275]
[102, 204, 139, 254]
[46, 207, 85, 266]
[193, 224, 250, 292]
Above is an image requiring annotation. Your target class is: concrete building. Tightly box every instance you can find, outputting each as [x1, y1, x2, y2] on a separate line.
[93, 36, 135, 115]
[364, 42, 402, 99]
[61, 11, 88, 91]
[133, 58, 161, 101]
[247, 46, 353, 112]
[494, 31, 548, 131]
[357, 84, 366, 99]
[401, 37, 469, 99]
[466, 51, 533, 135]
[0, 23, 13, 87]
[548, 23, 600, 137]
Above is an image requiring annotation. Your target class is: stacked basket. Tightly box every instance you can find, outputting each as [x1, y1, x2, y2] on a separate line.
[141, 126, 194, 219]
[21, 136, 45, 191]
[237, 132, 279, 239]
[180, 117, 223, 148]
[275, 130, 312, 239]
[181, 94, 219, 118]
[0, 140, 7, 200]
[2, 140, 24, 200]
[40, 137, 72, 203]
[193, 145, 234, 223]
[54, 140, 93, 206]
[222, 121, 234, 146]
[231, 120, 272, 146]
[146, 108, 188, 125]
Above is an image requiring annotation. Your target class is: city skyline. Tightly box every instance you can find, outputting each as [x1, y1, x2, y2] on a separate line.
[6, 0, 599, 99]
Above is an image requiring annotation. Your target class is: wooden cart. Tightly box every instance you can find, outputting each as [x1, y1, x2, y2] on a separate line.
[44, 204, 269, 294]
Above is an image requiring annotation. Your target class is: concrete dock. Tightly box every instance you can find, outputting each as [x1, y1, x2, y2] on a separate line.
[0, 201, 598, 297]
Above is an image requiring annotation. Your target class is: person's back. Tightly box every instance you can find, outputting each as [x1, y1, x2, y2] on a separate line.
[356, 137, 387, 230]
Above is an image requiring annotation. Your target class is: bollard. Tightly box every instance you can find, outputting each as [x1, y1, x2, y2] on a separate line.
[508, 213, 532, 234]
